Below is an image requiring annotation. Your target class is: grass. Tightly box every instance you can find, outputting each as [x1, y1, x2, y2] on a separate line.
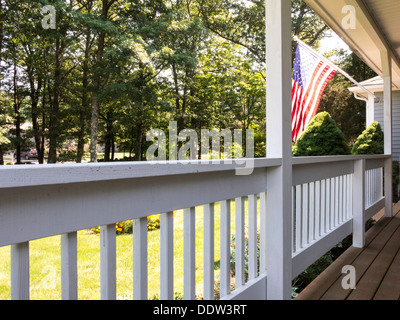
[0, 199, 260, 300]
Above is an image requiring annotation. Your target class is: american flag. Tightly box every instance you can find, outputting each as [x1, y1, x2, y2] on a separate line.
[292, 44, 337, 141]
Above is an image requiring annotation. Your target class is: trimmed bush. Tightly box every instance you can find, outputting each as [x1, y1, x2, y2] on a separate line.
[351, 121, 383, 155]
[293, 112, 350, 156]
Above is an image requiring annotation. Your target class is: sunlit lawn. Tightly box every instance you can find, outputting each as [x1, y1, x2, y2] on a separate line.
[0, 199, 259, 300]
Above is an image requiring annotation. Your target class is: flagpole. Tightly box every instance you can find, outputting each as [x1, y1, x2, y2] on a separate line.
[293, 36, 379, 99]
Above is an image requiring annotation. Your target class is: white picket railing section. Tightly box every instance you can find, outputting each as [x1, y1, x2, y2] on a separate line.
[365, 168, 383, 210]
[0, 154, 390, 300]
[292, 174, 353, 254]
[291, 155, 387, 278]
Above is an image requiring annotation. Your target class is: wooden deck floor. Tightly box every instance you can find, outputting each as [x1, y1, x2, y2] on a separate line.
[295, 201, 400, 300]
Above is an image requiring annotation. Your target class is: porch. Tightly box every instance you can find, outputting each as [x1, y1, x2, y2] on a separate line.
[0, 154, 391, 300]
[1, 0, 399, 301]
[296, 202, 400, 300]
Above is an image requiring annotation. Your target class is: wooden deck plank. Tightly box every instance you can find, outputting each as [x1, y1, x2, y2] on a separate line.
[295, 208, 393, 300]
[321, 213, 400, 300]
[347, 222, 400, 300]
[373, 248, 400, 300]
[296, 202, 400, 300]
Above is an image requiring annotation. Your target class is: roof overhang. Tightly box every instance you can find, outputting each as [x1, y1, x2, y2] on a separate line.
[348, 76, 399, 98]
[304, 0, 400, 89]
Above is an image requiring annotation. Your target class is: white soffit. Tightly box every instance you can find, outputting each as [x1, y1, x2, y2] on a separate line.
[304, 0, 400, 88]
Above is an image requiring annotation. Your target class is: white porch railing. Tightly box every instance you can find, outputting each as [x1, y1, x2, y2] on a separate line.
[291, 155, 388, 278]
[0, 154, 390, 300]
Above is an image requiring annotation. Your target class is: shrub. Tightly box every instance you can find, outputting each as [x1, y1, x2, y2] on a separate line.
[394, 161, 400, 202]
[293, 112, 350, 156]
[147, 215, 161, 231]
[230, 229, 260, 281]
[91, 220, 132, 235]
[91, 215, 161, 235]
[351, 121, 384, 155]
[350, 122, 400, 201]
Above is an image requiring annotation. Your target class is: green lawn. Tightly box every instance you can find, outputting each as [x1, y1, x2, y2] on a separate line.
[0, 200, 259, 300]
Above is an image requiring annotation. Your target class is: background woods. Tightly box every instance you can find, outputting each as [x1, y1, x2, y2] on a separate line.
[0, 0, 374, 164]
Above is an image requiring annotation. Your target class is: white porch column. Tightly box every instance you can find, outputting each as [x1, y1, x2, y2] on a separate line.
[265, 0, 293, 300]
[381, 50, 393, 217]
[366, 95, 375, 127]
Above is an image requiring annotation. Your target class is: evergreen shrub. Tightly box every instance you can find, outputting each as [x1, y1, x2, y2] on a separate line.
[292, 112, 350, 156]
[351, 121, 383, 155]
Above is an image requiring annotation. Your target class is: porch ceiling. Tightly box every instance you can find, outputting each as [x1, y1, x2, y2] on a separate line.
[304, 0, 400, 88]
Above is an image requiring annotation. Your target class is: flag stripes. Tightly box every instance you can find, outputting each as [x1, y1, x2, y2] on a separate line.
[292, 45, 337, 142]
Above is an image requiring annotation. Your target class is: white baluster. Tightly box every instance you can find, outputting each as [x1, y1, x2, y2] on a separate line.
[235, 197, 245, 288]
[259, 192, 267, 273]
[184, 207, 196, 300]
[100, 224, 116, 300]
[133, 217, 148, 300]
[160, 211, 174, 300]
[11, 242, 29, 300]
[203, 203, 214, 300]
[220, 200, 231, 298]
[248, 194, 258, 280]
[61, 232, 77, 300]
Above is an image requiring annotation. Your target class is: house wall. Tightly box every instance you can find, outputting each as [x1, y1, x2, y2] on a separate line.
[374, 90, 400, 162]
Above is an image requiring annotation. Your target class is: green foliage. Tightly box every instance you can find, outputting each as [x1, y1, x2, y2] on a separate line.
[91, 215, 160, 235]
[351, 121, 384, 155]
[292, 251, 334, 297]
[0, 127, 10, 146]
[0, 0, 332, 164]
[318, 51, 376, 145]
[230, 230, 261, 283]
[291, 0, 329, 59]
[393, 161, 399, 203]
[393, 161, 399, 186]
[292, 112, 350, 156]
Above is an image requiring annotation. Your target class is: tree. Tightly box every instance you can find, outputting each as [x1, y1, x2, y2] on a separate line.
[292, 112, 350, 156]
[43, 0, 79, 163]
[0, 92, 12, 165]
[17, 2, 52, 164]
[195, 0, 265, 63]
[69, 0, 95, 163]
[351, 121, 384, 155]
[0, 0, 362, 165]
[291, 0, 328, 58]
[89, 0, 120, 162]
[319, 50, 377, 146]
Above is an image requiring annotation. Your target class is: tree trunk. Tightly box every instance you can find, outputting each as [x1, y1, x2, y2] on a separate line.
[90, 0, 112, 163]
[104, 112, 113, 162]
[111, 135, 115, 160]
[48, 37, 64, 163]
[28, 68, 44, 164]
[39, 79, 47, 164]
[13, 54, 21, 164]
[77, 27, 91, 163]
[31, 95, 44, 164]
[134, 118, 143, 161]
[90, 90, 100, 162]
[89, 31, 105, 162]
